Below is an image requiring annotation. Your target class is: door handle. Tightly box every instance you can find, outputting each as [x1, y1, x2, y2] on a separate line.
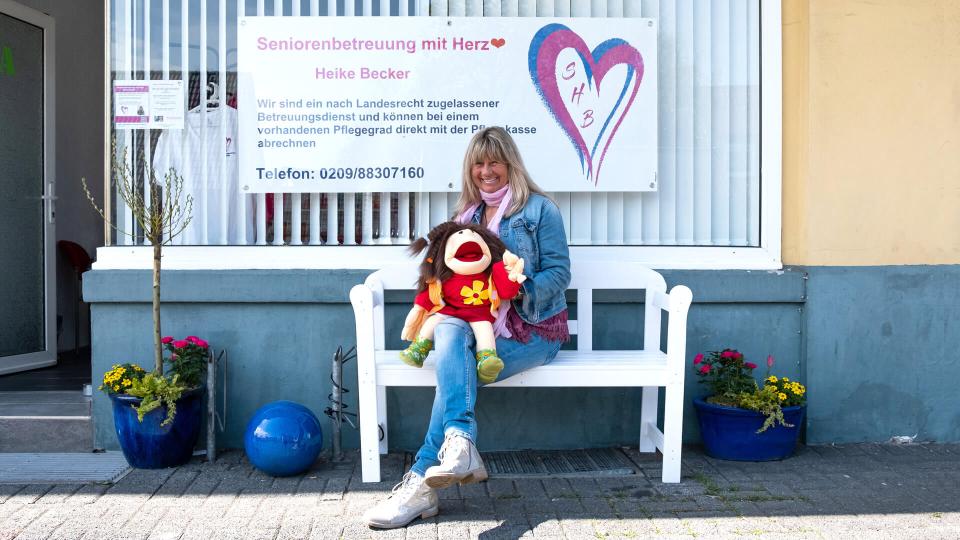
[41, 183, 56, 223]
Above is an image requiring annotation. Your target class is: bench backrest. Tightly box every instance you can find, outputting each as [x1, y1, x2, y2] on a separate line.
[363, 261, 668, 354]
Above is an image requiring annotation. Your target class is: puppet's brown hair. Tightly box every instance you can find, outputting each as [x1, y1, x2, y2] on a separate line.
[408, 222, 507, 293]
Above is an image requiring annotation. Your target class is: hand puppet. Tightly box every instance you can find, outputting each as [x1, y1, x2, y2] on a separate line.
[400, 221, 526, 383]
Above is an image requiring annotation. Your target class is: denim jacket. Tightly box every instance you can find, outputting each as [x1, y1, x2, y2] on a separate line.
[472, 193, 571, 324]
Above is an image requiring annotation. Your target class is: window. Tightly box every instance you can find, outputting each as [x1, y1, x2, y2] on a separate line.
[103, 0, 780, 270]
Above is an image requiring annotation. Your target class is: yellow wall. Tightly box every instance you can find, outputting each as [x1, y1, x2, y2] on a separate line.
[782, 0, 960, 265]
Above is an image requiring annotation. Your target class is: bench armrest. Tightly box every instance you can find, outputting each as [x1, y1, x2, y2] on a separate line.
[351, 283, 378, 368]
[665, 285, 694, 376]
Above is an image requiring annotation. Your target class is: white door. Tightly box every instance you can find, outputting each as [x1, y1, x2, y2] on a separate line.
[0, 0, 55, 375]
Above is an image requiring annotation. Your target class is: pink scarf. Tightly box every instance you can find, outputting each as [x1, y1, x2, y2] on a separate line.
[455, 185, 512, 234]
[455, 185, 515, 338]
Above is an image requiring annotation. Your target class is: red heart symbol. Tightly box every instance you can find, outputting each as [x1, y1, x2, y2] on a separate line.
[491, 38, 506, 48]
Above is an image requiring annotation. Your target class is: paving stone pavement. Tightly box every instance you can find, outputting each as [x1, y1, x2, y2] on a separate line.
[0, 443, 958, 539]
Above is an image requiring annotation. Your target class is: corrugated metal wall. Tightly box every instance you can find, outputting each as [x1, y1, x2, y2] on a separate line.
[109, 0, 760, 247]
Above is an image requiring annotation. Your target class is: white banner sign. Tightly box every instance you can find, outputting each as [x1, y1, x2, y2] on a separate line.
[238, 17, 657, 193]
[113, 80, 184, 129]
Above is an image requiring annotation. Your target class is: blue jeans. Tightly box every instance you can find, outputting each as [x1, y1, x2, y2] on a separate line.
[410, 317, 562, 476]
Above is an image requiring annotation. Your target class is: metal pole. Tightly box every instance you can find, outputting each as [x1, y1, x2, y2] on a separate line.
[206, 349, 216, 462]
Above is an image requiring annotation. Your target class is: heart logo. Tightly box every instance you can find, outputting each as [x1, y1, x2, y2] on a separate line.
[491, 38, 506, 48]
[528, 24, 644, 184]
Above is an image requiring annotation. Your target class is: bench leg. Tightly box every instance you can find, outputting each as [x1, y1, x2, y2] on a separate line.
[639, 386, 658, 452]
[358, 372, 381, 483]
[377, 385, 388, 455]
[661, 384, 683, 483]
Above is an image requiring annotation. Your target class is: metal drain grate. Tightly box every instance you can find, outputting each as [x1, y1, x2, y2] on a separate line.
[0, 452, 131, 484]
[482, 448, 636, 478]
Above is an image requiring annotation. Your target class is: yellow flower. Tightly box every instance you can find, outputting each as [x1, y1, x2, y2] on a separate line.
[782, 377, 790, 382]
[122, 379, 132, 387]
[767, 376, 778, 383]
[778, 392, 787, 401]
[460, 280, 490, 306]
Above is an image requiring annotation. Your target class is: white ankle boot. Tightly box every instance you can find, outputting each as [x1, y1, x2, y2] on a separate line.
[363, 471, 439, 529]
[424, 433, 489, 489]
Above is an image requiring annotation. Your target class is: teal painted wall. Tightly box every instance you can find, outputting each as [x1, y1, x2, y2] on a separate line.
[84, 265, 960, 452]
[803, 266, 960, 443]
[86, 270, 369, 452]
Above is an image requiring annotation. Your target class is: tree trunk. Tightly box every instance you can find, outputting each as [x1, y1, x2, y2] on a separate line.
[153, 242, 162, 374]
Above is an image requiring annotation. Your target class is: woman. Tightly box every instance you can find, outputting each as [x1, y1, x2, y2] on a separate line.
[363, 127, 571, 529]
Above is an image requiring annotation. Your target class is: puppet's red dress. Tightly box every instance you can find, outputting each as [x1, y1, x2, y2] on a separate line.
[413, 261, 521, 323]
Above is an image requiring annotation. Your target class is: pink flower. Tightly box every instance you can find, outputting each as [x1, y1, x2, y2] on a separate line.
[699, 364, 711, 374]
[767, 355, 775, 368]
[721, 351, 736, 358]
[170, 353, 179, 360]
[161, 336, 173, 344]
[186, 336, 200, 344]
[195, 339, 209, 348]
[744, 362, 757, 369]
[693, 353, 704, 365]
[172, 340, 189, 349]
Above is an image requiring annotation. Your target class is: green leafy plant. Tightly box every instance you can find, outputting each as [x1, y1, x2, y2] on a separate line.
[126, 373, 188, 427]
[736, 384, 790, 433]
[162, 335, 209, 388]
[694, 350, 807, 433]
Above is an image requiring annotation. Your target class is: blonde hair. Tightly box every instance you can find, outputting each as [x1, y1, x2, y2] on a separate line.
[453, 126, 547, 218]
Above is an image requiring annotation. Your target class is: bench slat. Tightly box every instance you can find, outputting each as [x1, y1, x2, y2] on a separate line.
[373, 350, 673, 387]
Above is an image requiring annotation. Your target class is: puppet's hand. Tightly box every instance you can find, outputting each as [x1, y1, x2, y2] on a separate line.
[401, 305, 428, 341]
[502, 250, 527, 284]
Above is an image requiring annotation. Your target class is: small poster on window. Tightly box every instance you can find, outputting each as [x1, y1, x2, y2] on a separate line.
[113, 80, 184, 130]
[238, 17, 658, 193]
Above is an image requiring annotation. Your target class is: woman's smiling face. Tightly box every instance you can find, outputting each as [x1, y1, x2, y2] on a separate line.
[471, 157, 509, 194]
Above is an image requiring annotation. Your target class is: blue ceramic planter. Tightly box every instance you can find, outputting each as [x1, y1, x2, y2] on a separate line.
[109, 387, 203, 468]
[693, 398, 805, 461]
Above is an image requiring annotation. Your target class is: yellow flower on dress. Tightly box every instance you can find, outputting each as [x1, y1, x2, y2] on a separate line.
[778, 392, 787, 401]
[460, 280, 490, 305]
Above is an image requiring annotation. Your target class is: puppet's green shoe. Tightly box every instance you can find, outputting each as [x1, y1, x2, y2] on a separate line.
[476, 349, 504, 384]
[400, 337, 433, 368]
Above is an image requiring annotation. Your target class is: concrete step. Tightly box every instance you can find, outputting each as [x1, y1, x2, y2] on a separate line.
[0, 391, 93, 452]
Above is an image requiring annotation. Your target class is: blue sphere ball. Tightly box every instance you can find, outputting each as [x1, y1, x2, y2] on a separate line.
[243, 401, 323, 476]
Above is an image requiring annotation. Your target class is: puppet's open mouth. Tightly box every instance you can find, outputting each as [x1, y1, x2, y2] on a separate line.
[454, 241, 485, 262]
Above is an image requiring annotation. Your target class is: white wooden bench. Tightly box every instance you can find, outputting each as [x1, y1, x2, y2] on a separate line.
[350, 261, 693, 483]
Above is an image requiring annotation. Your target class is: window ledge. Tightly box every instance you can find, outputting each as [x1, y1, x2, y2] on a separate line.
[93, 245, 782, 271]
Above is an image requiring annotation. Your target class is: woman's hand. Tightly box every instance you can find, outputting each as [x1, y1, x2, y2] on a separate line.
[502, 250, 527, 284]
